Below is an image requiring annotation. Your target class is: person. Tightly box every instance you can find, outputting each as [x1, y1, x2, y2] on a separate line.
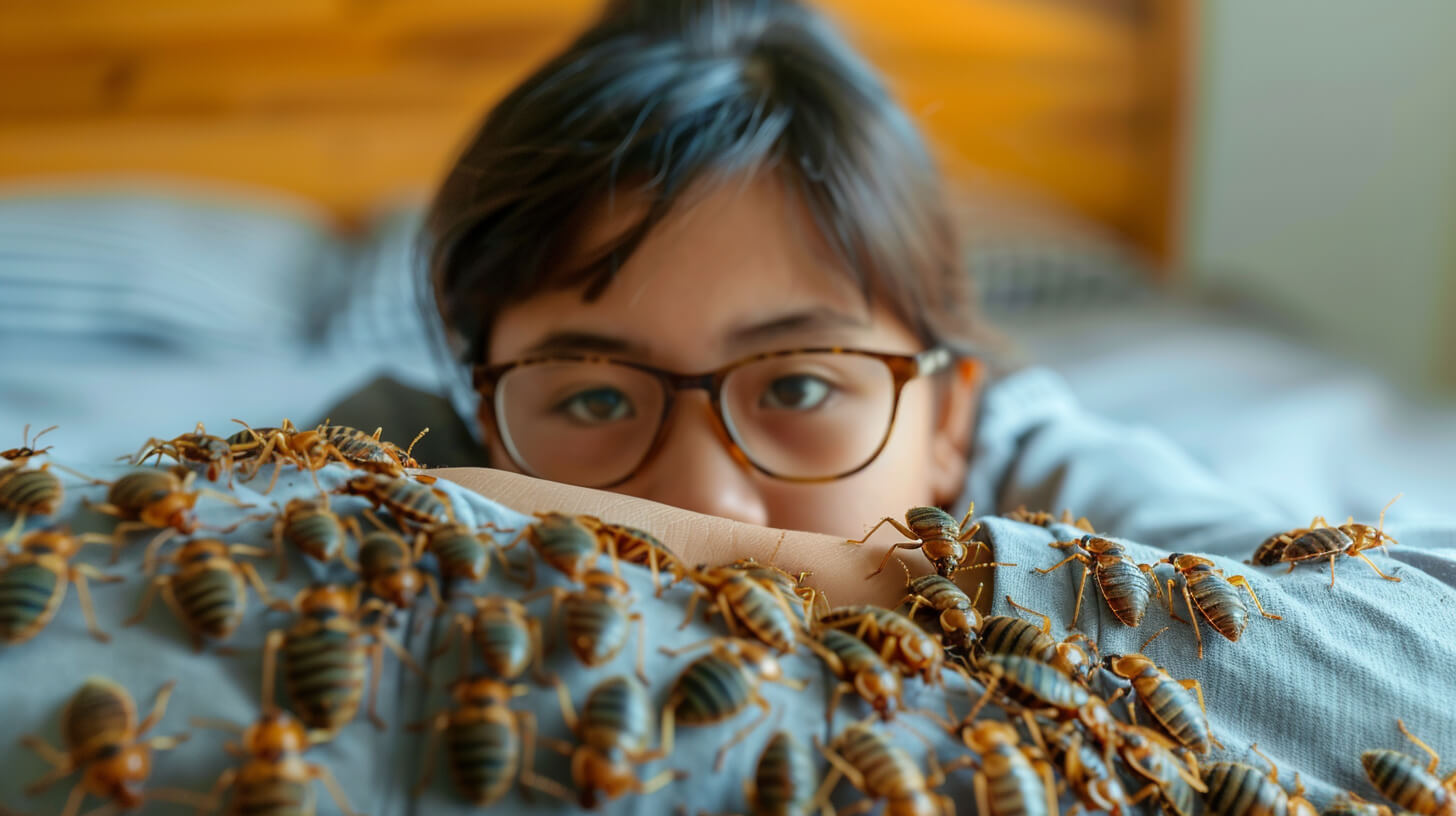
[401, 0, 1456, 805]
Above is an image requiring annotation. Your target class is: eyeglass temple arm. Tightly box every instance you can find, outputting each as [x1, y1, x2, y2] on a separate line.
[914, 347, 954, 376]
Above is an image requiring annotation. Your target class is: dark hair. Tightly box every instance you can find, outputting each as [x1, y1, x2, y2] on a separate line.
[427, 0, 983, 366]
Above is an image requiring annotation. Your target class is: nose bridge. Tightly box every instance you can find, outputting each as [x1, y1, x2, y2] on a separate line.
[634, 389, 768, 527]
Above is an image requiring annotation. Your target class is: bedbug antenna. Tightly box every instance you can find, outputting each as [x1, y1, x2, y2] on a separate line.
[1139, 626, 1170, 654]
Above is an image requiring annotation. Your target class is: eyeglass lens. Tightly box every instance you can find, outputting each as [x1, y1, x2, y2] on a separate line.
[494, 352, 897, 486]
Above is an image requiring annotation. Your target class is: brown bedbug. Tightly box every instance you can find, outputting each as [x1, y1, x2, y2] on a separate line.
[1257, 497, 1403, 588]
[228, 418, 353, 494]
[1035, 535, 1159, 627]
[444, 596, 544, 682]
[412, 673, 567, 806]
[506, 511, 621, 588]
[346, 510, 443, 614]
[727, 554, 826, 626]
[131, 422, 239, 486]
[1118, 725, 1207, 816]
[190, 709, 361, 816]
[1040, 716, 1133, 816]
[270, 496, 356, 580]
[0, 425, 64, 539]
[1204, 743, 1320, 816]
[852, 504, 995, 579]
[588, 520, 688, 596]
[20, 677, 206, 816]
[816, 604, 946, 685]
[260, 583, 422, 738]
[658, 638, 806, 771]
[1362, 719, 1456, 816]
[811, 722, 953, 816]
[896, 559, 979, 653]
[1323, 793, 1392, 816]
[971, 653, 1091, 718]
[745, 730, 818, 816]
[681, 562, 803, 653]
[415, 519, 511, 591]
[125, 537, 287, 651]
[1005, 505, 1096, 533]
[336, 472, 454, 527]
[544, 675, 684, 809]
[528, 568, 648, 684]
[1, 527, 121, 645]
[1103, 650, 1219, 755]
[979, 596, 1095, 680]
[801, 626, 905, 725]
[79, 464, 250, 564]
[944, 720, 1058, 816]
[317, 423, 428, 474]
[1161, 553, 1281, 659]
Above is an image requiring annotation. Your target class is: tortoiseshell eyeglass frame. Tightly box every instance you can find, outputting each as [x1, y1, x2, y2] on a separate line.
[471, 346, 955, 488]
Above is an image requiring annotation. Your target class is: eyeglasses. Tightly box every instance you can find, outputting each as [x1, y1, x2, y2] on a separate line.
[472, 347, 954, 488]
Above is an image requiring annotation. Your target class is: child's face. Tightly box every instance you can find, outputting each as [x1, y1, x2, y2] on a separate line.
[485, 175, 977, 539]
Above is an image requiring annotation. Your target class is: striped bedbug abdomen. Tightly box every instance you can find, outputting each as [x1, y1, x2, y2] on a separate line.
[521, 512, 604, 584]
[827, 723, 947, 815]
[683, 566, 799, 653]
[978, 614, 1059, 665]
[1203, 761, 1291, 816]
[170, 555, 245, 641]
[1093, 545, 1156, 627]
[580, 676, 652, 753]
[1283, 527, 1352, 564]
[1185, 563, 1251, 641]
[970, 724, 1053, 816]
[446, 707, 518, 805]
[339, 474, 450, 527]
[596, 522, 686, 595]
[1362, 749, 1453, 816]
[1120, 728, 1203, 816]
[562, 675, 680, 808]
[817, 604, 944, 683]
[424, 522, 492, 583]
[470, 598, 536, 681]
[900, 570, 979, 653]
[980, 654, 1090, 713]
[0, 463, 63, 517]
[673, 651, 754, 726]
[560, 571, 641, 671]
[1105, 654, 1216, 755]
[0, 558, 64, 643]
[808, 627, 903, 722]
[1049, 725, 1131, 815]
[748, 731, 817, 816]
[276, 498, 347, 566]
[63, 677, 137, 759]
[282, 620, 367, 733]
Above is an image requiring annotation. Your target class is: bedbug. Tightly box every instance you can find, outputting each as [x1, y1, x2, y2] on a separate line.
[801, 627, 905, 725]
[528, 568, 648, 683]
[507, 511, 620, 588]
[1005, 505, 1096, 533]
[1103, 652, 1219, 755]
[80, 464, 249, 564]
[1043, 718, 1133, 816]
[1258, 497, 1404, 588]
[448, 596, 543, 682]
[1161, 553, 1281, 660]
[945, 720, 1058, 816]
[270, 496, 356, 580]
[1203, 744, 1320, 816]
[547, 675, 683, 809]
[979, 597, 1094, 680]
[588, 520, 687, 596]
[1119, 726, 1207, 816]
[1361, 719, 1456, 816]
[853, 504, 993, 579]
[19, 678, 205, 816]
[412, 673, 566, 806]
[317, 424, 428, 474]
[1, 527, 121, 645]
[416, 519, 510, 591]
[973, 654, 1091, 716]
[681, 562, 803, 653]
[337, 472, 453, 527]
[125, 538, 287, 651]
[811, 722, 953, 816]
[0, 425, 64, 539]
[659, 638, 806, 771]
[728, 555, 825, 625]
[191, 709, 361, 816]
[1324, 792, 1393, 816]
[896, 559, 979, 653]
[260, 583, 422, 738]
[816, 604, 946, 686]
[346, 510, 443, 613]
[1034, 535, 1158, 627]
[228, 419, 352, 494]
[745, 730, 818, 816]
[131, 422, 238, 486]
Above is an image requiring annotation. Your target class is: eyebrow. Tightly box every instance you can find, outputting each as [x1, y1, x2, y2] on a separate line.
[519, 307, 870, 359]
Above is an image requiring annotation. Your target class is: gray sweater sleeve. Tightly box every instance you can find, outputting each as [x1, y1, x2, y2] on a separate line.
[962, 368, 1456, 804]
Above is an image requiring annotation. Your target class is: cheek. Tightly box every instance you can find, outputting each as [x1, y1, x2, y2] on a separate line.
[760, 381, 943, 539]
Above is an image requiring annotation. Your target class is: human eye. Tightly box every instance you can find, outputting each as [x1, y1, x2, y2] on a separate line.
[553, 386, 635, 425]
[759, 373, 836, 412]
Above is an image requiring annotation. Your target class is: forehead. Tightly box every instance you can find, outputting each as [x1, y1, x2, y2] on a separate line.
[490, 174, 916, 368]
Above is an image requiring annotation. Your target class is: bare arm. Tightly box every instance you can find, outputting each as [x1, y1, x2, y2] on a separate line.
[429, 467, 915, 608]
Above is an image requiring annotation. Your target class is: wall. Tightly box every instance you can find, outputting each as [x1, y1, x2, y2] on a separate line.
[1185, 0, 1456, 392]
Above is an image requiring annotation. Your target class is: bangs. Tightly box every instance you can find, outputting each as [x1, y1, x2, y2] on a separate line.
[429, 0, 975, 365]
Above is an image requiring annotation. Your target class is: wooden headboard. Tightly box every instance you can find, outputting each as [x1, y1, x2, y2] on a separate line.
[0, 0, 1189, 264]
